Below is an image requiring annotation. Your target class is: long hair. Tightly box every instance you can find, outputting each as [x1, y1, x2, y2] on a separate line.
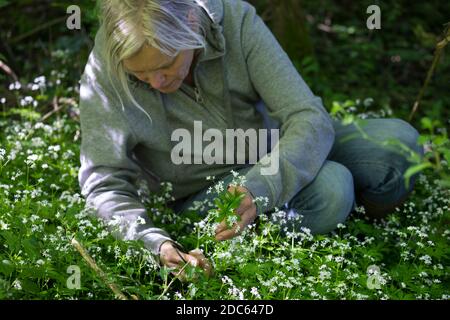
[99, 0, 207, 123]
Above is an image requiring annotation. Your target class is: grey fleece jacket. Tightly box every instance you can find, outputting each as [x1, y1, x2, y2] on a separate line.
[78, 0, 335, 255]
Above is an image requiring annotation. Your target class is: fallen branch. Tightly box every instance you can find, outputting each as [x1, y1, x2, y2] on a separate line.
[409, 23, 450, 121]
[41, 96, 63, 122]
[41, 96, 80, 122]
[0, 59, 19, 82]
[71, 237, 139, 300]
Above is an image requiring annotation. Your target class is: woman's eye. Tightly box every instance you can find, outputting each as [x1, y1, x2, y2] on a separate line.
[161, 61, 175, 70]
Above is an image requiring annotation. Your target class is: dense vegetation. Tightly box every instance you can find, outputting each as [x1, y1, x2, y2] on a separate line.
[0, 0, 448, 300]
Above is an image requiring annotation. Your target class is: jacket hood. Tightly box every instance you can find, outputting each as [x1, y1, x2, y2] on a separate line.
[196, 0, 226, 63]
[197, 0, 224, 25]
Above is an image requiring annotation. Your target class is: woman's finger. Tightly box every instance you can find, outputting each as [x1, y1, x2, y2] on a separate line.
[215, 224, 238, 240]
[215, 202, 252, 235]
[189, 249, 213, 277]
[215, 220, 246, 240]
[215, 220, 228, 235]
[171, 252, 200, 280]
[215, 209, 255, 240]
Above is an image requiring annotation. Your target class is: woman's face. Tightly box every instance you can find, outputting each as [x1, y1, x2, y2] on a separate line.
[123, 44, 196, 93]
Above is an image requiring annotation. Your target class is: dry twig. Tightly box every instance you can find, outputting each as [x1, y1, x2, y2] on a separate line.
[71, 237, 139, 300]
[409, 23, 450, 121]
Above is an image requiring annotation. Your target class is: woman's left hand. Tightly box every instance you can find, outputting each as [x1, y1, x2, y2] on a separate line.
[214, 185, 257, 241]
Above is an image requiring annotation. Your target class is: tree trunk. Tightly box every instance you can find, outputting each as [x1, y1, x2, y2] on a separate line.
[248, 0, 315, 62]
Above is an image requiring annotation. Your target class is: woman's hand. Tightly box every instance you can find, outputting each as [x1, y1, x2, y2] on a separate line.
[215, 185, 257, 241]
[159, 241, 213, 280]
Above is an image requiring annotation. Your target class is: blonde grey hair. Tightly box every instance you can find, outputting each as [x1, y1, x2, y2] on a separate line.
[99, 0, 207, 123]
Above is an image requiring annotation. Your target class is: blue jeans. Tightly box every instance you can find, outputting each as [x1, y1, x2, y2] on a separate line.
[173, 118, 423, 235]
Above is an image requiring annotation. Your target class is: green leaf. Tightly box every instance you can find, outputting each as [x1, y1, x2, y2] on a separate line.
[433, 135, 448, 146]
[159, 267, 169, 280]
[404, 162, 433, 188]
[442, 149, 450, 165]
[420, 117, 433, 131]
[0, 259, 14, 276]
[0, 0, 10, 9]
[331, 102, 343, 115]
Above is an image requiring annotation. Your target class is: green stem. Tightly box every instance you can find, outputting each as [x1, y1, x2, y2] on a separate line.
[158, 262, 190, 300]
[26, 165, 29, 188]
[434, 151, 442, 171]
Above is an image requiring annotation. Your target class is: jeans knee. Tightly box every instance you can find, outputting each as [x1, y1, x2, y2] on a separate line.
[376, 119, 423, 192]
[307, 162, 355, 234]
[389, 119, 423, 156]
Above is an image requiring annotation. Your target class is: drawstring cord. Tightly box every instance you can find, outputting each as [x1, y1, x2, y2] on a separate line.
[221, 55, 234, 129]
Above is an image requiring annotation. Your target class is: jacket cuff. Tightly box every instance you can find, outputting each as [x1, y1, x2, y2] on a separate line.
[140, 232, 173, 256]
[243, 170, 276, 215]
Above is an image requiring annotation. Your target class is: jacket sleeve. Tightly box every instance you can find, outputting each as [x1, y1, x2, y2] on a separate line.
[78, 51, 173, 255]
[239, 2, 335, 212]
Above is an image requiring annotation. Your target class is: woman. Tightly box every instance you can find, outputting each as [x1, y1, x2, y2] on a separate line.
[78, 0, 423, 276]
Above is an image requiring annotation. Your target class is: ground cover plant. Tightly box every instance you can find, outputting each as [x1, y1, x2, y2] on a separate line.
[0, 0, 448, 300]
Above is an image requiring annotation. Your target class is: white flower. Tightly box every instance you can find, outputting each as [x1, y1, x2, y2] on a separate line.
[12, 279, 22, 290]
[136, 217, 146, 225]
[221, 275, 233, 285]
[20, 96, 36, 107]
[27, 154, 39, 162]
[319, 270, 332, 281]
[253, 196, 269, 208]
[230, 170, 239, 177]
[214, 181, 224, 194]
[363, 97, 374, 107]
[188, 283, 197, 297]
[419, 255, 432, 265]
[226, 214, 238, 225]
[0, 220, 9, 230]
[300, 226, 312, 235]
[9, 81, 21, 91]
[48, 145, 61, 152]
[33, 76, 46, 88]
[174, 291, 185, 300]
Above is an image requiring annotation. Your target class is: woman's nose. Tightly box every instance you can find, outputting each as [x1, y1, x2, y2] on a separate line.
[150, 72, 166, 89]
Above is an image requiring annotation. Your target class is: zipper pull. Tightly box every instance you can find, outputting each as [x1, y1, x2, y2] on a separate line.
[194, 86, 204, 104]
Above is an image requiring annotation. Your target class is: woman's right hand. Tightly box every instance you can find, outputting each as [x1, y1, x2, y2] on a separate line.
[159, 241, 213, 281]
